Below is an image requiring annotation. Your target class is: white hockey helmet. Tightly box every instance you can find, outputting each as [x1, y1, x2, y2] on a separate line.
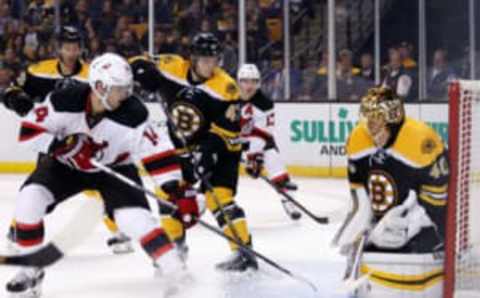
[237, 64, 261, 86]
[88, 53, 133, 110]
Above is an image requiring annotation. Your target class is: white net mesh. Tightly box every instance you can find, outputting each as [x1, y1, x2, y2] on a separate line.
[451, 80, 480, 298]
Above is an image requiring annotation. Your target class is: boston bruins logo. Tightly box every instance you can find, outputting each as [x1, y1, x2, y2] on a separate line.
[170, 102, 204, 138]
[367, 170, 398, 215]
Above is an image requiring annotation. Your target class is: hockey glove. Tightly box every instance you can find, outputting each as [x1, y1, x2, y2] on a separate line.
[171, 186, 200, 229]
[3, 88, 34, 117]
[50, 134, 108, 172]
[245, 152, 264, 178]
[369, 190, 433, 249]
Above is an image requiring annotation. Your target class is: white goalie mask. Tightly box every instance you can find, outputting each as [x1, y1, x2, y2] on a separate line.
[237, 64, 261, 87]
[88, 53, 133, 111]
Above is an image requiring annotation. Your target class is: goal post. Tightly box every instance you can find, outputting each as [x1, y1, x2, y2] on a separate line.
[444, 80, 480, 298]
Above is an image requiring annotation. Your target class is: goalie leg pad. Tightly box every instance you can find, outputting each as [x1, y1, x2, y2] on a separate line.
[357, 252, 444, 298]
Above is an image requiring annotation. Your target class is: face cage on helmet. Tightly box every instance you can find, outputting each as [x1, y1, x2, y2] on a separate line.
[359, 99, 404, 125]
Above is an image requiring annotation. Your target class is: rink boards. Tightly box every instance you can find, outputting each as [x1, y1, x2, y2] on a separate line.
[0, 103, 449, 176]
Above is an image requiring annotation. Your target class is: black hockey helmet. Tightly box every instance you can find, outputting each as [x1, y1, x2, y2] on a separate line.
[190, 33, 223, 57]
[57, 26, 82, 45]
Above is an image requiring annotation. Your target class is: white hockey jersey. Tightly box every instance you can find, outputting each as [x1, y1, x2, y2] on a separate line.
[240, 90, 276, 153]
[18, 83, 181, 186]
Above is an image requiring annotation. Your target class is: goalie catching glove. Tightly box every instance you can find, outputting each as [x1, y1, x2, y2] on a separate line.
[50, 133, 107, 172]
[369, 190, 434, 249]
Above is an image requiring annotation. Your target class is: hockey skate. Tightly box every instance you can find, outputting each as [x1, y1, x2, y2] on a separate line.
[216, 249, 258, 272]
[6, 267, 45, 298]
[175, 237, 189, 263]
[106, 232, 134, 254]
[154, 247, 190, 296]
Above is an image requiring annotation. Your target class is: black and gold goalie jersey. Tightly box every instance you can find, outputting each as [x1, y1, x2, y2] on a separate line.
[346, 117, 448, 253]
[7, 58, 89, 102]
[129, 55, 242, 152]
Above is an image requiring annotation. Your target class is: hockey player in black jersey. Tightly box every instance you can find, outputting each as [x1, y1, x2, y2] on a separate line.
[237, 64, 302, 221]
[6, 53, 199, 298]
[130, 33, 257, 272]
[2, 26, 88, 116]
[333, 87, 448, 297]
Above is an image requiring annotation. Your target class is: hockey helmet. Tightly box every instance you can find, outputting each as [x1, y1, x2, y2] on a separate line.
[359, 86, 404, 125]
[88, 53, 133, 110]
[57, 26, 82, 45]
[237, 64, 261, 82]
[190, 33, 223, 57]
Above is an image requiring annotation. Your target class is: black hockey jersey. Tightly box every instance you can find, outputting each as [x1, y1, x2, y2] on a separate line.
[13, 58, 89, 101]
[346, 117, 448, 252]
[19, 83, 181, 186]
[129, 55, 242, 152]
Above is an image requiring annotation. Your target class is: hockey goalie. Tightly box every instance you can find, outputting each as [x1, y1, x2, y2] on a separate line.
[333, 87, 448, 298]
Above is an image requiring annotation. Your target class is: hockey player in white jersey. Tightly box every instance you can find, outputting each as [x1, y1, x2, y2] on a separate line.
[6, 53, 199, 297]
[333, 87, 447, 298]
[237, 64, 301, 220]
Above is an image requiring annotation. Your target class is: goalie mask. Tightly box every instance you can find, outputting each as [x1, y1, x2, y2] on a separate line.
[359, 86, 405, 147]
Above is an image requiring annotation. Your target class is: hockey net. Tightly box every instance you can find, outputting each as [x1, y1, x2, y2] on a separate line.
[444, 80, 480, 298]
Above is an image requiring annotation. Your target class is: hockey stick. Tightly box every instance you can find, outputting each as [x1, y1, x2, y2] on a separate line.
[145, 92, 248, 253]
[0, 197, 103, 267]
[259, 175, 335, 224]
[90, 159, 318, 292]
[337, 233, 369, 294]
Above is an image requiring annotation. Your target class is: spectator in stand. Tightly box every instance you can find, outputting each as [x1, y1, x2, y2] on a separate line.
[3, 47, 22, 75]
[95, 0, 118, 40]
[0, 65, 12, 94]
[360, 52, 375, 82]
[25, 0, 53, 28]
[246, 0, 268, 62]
[117, 29, 142, 58]
[399, 41, 417, 70]
[86, 36, 104, 62]
[152, 30, 176, 54]
[382, 47, 414, 101]
[177, 0, 202, 36]
[221, 32, 237, 76]
[427, 48, 457, 100]
[215, 1, 237, 37]
[336, 49, 366, 101]
[263, 50, 302, 100]
[155, 0, 174, 24]
[0, 3, 18, 43]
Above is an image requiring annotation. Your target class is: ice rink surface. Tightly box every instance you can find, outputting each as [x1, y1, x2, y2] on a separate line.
[0, 174, 352, 298]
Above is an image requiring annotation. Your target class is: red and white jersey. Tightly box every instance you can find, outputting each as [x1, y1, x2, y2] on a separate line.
[240, 90, 275, 153]
[18, 83, 181, 186]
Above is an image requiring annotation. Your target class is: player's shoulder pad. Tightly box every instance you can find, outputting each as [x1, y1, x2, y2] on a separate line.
[200, 68, 240, 101]
[156, 54, 189, 82]
[107, 96, 149, 128]
[75, 61, 89, 80]
[391, 117, 444, 168]
[250, 90, 273, 111]
[27, 59, 60, 78]
[49, 83, 91, 112]
[346, 122, 375, 160]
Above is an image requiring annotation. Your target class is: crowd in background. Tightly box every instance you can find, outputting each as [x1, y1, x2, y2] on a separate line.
[0, 0, 470, 102]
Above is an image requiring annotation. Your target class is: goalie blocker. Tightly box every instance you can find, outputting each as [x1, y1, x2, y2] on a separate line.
[333, 87, 448, 298]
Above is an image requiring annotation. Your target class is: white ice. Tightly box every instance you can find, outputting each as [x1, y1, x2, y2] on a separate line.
[0, 175, 352, 298]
